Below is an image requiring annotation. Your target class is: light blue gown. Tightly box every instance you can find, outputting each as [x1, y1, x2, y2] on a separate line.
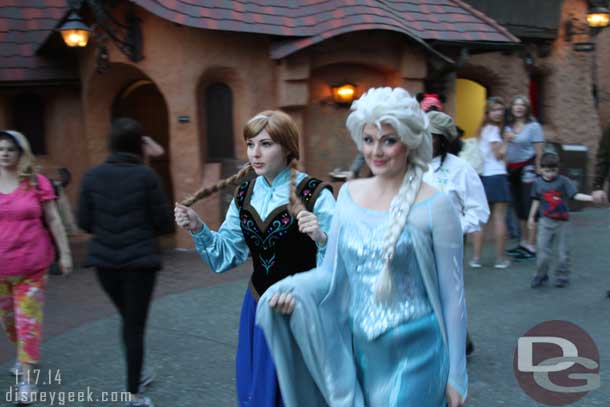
[256, 183, 468, 406]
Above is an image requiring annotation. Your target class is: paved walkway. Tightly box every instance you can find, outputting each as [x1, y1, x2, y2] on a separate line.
[1, 208, 609, 406]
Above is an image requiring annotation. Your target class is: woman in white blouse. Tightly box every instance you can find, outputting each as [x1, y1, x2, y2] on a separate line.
[471, 97, 512, 268]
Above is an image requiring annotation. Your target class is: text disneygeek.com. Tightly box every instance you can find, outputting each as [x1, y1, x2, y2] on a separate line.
[5, 386, 131, 405]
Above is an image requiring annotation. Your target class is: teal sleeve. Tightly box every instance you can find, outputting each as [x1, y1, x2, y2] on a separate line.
[191, 199, 250, 273]
[312, 188, 336, 265]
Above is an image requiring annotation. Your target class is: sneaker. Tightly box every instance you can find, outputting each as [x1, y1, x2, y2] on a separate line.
[511, 247, 536, 260]
[468, 259, 482, 268]
[494, 259, 511, 269]
[505, 245, 526, 255]
[555, 277, 570, 288]
[14, 382, 37, 405]
[139, 369, 155, 393]
[126, 396, 155, 407]
[9, 362, 23, 377]
[531, 275, 549, 288]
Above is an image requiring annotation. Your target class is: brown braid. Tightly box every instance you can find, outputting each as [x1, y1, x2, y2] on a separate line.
[287, 158, 306, 216]
[181, 163, 254, 207]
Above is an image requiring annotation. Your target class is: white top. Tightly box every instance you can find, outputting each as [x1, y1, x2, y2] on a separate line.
[423, 154, 490, 233]
[479, 124, 507, 176]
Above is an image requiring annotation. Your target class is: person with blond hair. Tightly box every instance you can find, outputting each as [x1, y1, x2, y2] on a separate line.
[174, 110, 335, 407]
[256, 88, 467, 407]
[0, 130, 72, 405]
[471, 97, 512, 268]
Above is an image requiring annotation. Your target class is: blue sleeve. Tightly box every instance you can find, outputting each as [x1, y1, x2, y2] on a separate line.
[190, 199, 250, 273]
[312, 188, 336, 265]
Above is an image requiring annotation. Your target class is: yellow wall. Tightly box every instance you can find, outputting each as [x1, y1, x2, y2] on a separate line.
[455, 79, 486, 138]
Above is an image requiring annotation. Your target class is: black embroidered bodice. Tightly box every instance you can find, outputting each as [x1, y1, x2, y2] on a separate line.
[235, 176, 332, 297]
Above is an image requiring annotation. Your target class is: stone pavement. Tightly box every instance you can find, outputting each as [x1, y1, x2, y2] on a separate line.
[1, 208, 609, 406]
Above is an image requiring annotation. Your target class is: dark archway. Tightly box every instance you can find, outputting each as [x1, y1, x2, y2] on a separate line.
[198, 80, 240, 215]
[112, 80, 175, 206]
[12, 93, 46, 154]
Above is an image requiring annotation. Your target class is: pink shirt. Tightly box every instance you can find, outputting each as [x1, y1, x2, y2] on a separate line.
[0, 174, 56, 277]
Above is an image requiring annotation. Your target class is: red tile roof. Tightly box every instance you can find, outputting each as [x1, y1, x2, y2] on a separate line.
[0, 0, 518, 83]
[0, 0, 76, 83]
[133, 0, 519, 58]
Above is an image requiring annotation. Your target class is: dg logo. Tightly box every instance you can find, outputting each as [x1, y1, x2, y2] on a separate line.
[513, 320, 600, 406]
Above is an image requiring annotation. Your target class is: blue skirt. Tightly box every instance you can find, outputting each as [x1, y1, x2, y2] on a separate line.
[481, 174, 511, 203]
[353, 313, 449, 407]
[236, 289, 283, 407]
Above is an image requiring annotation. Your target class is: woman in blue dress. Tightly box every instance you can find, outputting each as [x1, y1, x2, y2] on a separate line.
[256, 88, 468, 406]
[174, 110, 335, 407]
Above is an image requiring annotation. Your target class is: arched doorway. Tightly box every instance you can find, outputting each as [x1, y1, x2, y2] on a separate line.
[455, 78, 487, 138]
[204, 82, 235, 161]
[112, 80, 175, 206]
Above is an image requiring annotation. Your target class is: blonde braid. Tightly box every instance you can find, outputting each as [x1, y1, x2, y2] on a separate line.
[181, 163, 254, 207]
[287, 158, 305, 216]
[374, 163, 425, 301]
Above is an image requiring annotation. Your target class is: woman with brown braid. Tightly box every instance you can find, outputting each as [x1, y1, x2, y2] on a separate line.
[174, 110, 335, 407]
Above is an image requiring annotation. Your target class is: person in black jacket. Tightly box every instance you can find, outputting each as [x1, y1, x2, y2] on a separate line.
[77, 118, 173, 407]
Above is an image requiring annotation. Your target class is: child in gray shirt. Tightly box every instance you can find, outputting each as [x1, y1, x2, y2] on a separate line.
[528, 153, 592, 288]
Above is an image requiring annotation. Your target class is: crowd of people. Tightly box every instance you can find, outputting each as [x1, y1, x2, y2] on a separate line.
[0, 86, 608, 407]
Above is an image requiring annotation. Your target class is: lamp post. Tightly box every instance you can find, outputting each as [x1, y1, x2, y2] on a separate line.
[57, 0, 142, 73]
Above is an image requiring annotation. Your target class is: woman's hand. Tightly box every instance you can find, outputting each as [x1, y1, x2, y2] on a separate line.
[142, 136, 165, 158]
[174, 203, 203, 233]
[296, 210, 326, 245]
[527, 217, 536, 231]
[59, 255, 73, 275]
[268, 292, 296, 315]
[592, 190, 608, 204]
[445, 384, 465, 407]
[503, 131, 514, 143]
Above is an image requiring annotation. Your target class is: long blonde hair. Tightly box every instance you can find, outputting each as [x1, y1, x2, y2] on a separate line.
[346, 88, 432, 301]
[182, 110, 305, 215]
[0, 130, 37, 186]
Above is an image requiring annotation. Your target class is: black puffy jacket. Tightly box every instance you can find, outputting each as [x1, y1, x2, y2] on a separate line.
[77, 153, 173, 271]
